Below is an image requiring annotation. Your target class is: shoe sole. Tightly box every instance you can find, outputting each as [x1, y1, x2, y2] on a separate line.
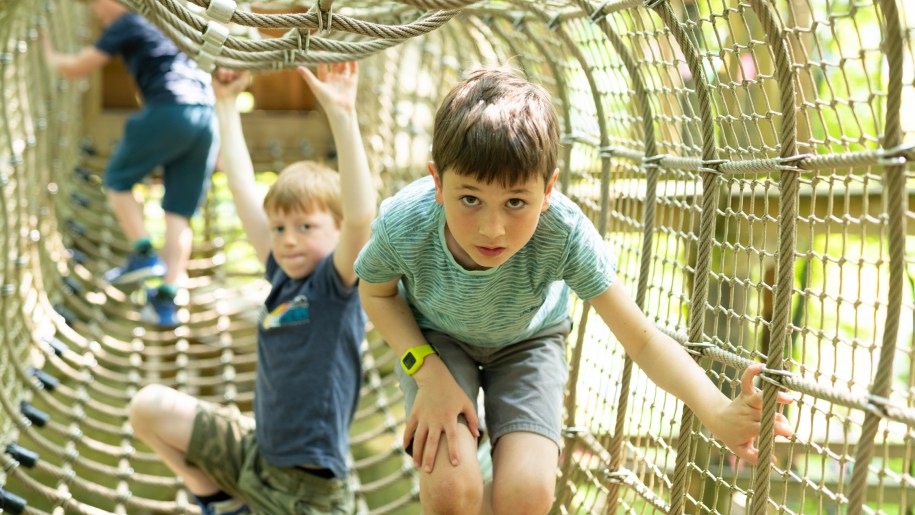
[110, 265, 166, 285]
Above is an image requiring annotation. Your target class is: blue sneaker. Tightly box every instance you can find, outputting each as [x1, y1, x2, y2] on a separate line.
[197, 497, 250, 515]
[140, 288, 179, 327]
[104, 251, 166, 285]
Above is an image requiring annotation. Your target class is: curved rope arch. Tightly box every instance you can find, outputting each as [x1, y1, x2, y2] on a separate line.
[1, 0, 913, 513]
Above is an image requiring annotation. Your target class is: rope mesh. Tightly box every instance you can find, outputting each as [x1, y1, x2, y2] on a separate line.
[2, 0, 914, 513]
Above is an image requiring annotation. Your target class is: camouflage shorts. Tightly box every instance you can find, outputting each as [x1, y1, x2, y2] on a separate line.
[184, 401, 354, 514]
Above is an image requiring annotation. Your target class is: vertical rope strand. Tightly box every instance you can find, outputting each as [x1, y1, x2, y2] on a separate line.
[583, 5, 662, 511]
[847, 0, 907, 511]
[649, 1, 721, 511]
[745, 0, 799, 512]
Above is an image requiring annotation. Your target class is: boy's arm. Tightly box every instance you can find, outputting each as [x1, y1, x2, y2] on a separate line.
[590, 281, 794, 464]
[42, 32, 109, 79]
[212, 71, 272, 264]
[359, 279, 480, 472]
[297, 63, 375, 287]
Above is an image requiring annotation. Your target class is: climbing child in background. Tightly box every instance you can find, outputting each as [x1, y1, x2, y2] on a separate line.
[42, 0, 217, 326]
[128, 61, 374, 515]
[355, 66, 795, 514]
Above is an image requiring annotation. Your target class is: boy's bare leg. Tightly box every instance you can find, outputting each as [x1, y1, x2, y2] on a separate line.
[107, 188, 148, 242]
[162, 212, 192, 285]
[420, 424, 483, 515]
[486, 432, 560, 515]
[128, 385, 221, 494]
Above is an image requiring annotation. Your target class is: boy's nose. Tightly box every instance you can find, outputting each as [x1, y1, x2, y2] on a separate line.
[478, 213, 506, 239]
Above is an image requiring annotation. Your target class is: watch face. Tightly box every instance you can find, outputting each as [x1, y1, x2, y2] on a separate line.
[403, 353, 417, 369]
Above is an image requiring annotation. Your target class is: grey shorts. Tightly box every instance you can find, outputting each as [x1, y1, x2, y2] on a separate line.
[185, 401, 354, 514]
[398, 319, 572, 451]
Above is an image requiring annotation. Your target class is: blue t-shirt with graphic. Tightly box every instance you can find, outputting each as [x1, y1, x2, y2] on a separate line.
[255, 253, 365, 478]
[94, 13, 213, 106]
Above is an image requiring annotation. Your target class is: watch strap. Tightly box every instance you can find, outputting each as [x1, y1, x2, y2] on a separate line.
[401, 344, 439, 376]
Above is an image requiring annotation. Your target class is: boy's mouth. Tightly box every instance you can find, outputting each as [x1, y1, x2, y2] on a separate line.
[476, 246, 505, 257]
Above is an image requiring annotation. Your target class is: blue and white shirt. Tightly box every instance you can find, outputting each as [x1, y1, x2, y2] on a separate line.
[355, 176, 616, 348]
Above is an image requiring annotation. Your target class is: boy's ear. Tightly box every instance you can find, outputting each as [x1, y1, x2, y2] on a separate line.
[541, 168, 560, 213]
[428, 161, 445, 206]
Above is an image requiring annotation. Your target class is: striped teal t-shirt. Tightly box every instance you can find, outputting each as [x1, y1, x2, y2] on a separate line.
[355, 176, 616, 348]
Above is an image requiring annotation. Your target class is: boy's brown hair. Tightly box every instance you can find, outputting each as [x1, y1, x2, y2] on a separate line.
[263, 161, 343, 225]
[431, 66, 559, 188]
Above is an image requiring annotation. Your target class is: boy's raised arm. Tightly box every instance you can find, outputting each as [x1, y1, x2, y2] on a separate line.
[212, 70, 272, 265]
[590, 281, 794, 464]
[297, 62, 375, 287]
[41, 31, 110, 79]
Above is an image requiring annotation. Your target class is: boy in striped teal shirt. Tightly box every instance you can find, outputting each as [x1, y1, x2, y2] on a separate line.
[355, 66, 793, 514]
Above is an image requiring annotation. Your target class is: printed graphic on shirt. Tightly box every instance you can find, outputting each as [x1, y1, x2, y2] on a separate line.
[259, 295, 310, 329]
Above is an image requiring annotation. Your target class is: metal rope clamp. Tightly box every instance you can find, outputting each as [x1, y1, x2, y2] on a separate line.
[758, 367, 794, 391]
[877, 141, 915, 167]
[196, 21, 230, 73]
[699, 158, 726, 174]
[205, 0, 236, 24]
[314, 0, 334, 34]
[641, 153, 668, 170]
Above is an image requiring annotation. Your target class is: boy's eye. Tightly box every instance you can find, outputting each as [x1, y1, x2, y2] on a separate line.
[272, 226, 285, 234]
[506, 198, 527, 209]
[297, 224, 312, 232]
[460, 196, 480, 207]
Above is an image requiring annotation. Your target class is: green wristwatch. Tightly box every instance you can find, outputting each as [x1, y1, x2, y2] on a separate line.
[401, 344, 439, 376]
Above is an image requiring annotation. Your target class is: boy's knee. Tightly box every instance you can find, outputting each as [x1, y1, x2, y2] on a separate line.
[491, 473, 555, 515]
[128, 384, 175, 434]
[422, 470, 484, 515]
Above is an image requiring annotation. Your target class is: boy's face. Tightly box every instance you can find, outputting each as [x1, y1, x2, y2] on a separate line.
[268, 207, 340, 279]
[430, 163, 559, 270]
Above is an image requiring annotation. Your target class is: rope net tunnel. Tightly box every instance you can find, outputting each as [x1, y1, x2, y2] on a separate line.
[2, 0, 914, 513]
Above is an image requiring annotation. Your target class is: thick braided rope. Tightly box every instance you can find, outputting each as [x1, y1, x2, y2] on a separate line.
[746, 1, 799, 512]
[127, 0, 348, 67]
[847, 0, 907, 511]
[393, 0, 479, 8]
[648, 2, 721, 511]
[152, 0, 456, 52]
[183, 0, 457, 37]
[135, 0, 386, 63]
[664, 337, 915, 425]
[122, 0, 460, 69]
